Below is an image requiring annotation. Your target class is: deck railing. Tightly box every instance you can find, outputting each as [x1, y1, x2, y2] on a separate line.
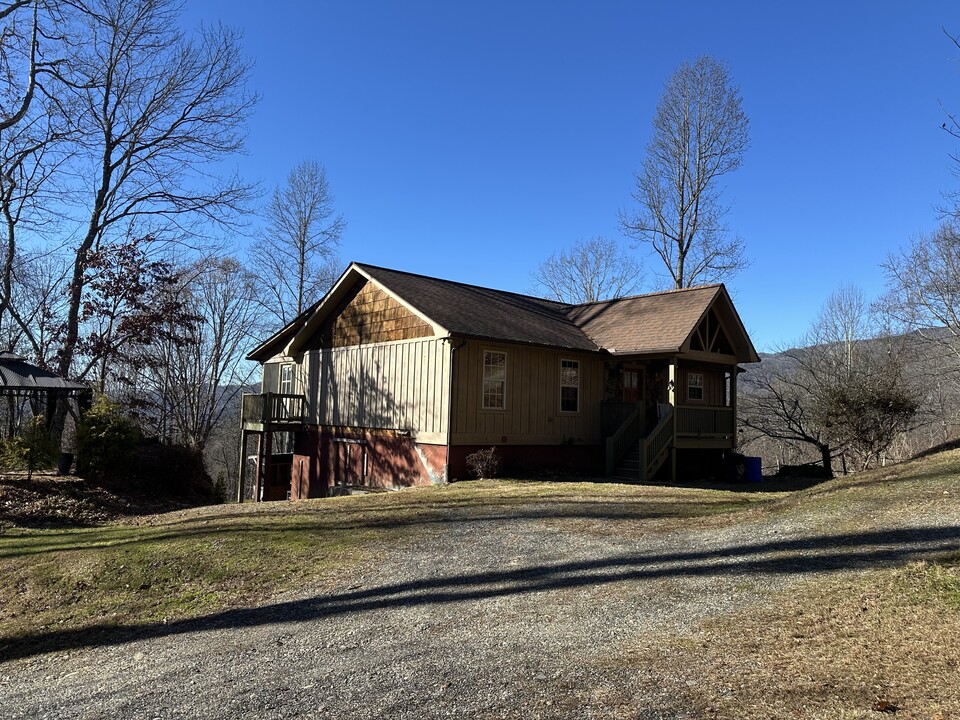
[602, 402, 641, 437]
[643, 406, 675, 478]
[676, 405, 734, 438]
[241, 392, 306, 427]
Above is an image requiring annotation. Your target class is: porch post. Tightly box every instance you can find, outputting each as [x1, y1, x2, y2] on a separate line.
[730, 366, 738, 447]
[261, 430, 273, 502]
[668, 361, 677, 406]
[668, 361, 677, 483]
[238, 430, 249, 502]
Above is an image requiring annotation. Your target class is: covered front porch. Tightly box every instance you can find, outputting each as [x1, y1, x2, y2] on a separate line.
[602, 358, 740, 482]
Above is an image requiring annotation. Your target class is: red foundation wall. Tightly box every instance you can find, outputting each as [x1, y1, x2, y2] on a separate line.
[291, 427, 447, 499]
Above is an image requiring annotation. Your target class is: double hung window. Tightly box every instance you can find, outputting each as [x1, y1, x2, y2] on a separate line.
[482, 351, 506, 409]
[560, 359, 580, 413]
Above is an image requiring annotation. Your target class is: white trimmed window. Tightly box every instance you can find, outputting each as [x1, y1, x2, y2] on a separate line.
[687, 371, 704, 401]
[279, 363, 294, 394]
[482, 350, 506, 409]
[560, 359, 580, 413]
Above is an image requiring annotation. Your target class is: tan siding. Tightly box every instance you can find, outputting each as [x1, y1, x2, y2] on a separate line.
[450, 341, 603, 445]
[302, 338, 450, 441]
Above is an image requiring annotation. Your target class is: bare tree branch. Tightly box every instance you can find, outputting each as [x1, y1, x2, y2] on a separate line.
[620, 56, 749, 288]
[530, 236, 643, 304]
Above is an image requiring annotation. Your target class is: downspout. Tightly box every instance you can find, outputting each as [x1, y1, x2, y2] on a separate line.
[443, 337, 466, 482]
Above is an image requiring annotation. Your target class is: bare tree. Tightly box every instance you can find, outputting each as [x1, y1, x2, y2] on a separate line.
[251, 160, 345, 326]
[0, 0, 42, 133]
[530, 236, 643, 304]
[0, 1, 71, 343]
[51, 0, 256, 385]
[883, 223, 960, 363]
[742, 286, 920, 474]
[620, 56, 749, 289]
[150, 256, 260, 453]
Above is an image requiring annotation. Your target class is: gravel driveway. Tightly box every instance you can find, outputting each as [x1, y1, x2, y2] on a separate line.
[2, 498, 959, 719]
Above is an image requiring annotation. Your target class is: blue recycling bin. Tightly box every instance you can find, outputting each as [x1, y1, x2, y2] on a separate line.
[744, 456, 763, 482]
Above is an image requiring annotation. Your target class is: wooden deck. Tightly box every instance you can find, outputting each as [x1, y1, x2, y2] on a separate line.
[241, 393, 306, 431]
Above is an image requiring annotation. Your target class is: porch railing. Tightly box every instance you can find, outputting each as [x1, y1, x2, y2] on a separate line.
[643, 405, 674, 478]
[602, 402, 641, 437]
[676, 405, 734, 438]
[241, 392, 306, 427]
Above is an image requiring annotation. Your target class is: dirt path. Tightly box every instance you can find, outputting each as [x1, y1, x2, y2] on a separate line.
[1, 500, 958, 719]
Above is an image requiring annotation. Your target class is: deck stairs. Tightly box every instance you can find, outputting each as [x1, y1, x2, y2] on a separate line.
[610, 443, 642, 482]
[605, 404, 674, 483]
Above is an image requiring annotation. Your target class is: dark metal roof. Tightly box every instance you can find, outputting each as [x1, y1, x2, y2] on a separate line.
[0, 352, 90, 396]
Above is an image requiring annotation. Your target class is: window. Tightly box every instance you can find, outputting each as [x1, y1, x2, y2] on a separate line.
[279, 363, 294, 394]
[687, 371, 704, 401]
[560, 359, 579, 413]
[482, 350, 506, 409]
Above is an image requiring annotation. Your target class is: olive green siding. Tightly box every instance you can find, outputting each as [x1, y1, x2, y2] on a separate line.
[450, 340, 604, 445]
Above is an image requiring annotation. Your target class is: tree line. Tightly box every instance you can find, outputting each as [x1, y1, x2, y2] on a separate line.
[0, 1, 341, 492]
[4, 1, 958, 488]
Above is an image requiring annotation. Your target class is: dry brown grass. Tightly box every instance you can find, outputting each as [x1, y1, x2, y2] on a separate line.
[655, 557, 960, 720]
[612, 451, 960, 720]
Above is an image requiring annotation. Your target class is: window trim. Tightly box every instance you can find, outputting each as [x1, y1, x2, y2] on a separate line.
[560, 358, 580, 414]
[687, 371, 704, 402]
[482, 349, 507, 411]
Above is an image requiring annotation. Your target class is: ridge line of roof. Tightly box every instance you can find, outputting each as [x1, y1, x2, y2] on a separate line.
[357, 262, 723, 310]
[354, 262, 574, 309]
[567, 283, 724, 310]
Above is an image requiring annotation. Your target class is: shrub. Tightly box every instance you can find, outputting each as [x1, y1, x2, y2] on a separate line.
[130, 440, 213, 499]
[0, 416, 58, 480]
[465, 447, 501, 479]
[75, 396, 141, 480]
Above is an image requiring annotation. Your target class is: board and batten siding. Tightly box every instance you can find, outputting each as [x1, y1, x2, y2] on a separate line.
[678, 364, 726, 406]
[450, 340, 604, 445]
[302, 337, 451, 444]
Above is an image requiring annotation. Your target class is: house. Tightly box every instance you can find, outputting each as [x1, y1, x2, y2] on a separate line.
[240, 262, 760, 501]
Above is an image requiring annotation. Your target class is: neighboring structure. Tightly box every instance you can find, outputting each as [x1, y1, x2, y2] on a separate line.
[240, 263, 760, 501]
[0, 351, 91, 424]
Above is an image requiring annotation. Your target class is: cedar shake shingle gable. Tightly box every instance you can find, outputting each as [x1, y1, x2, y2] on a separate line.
[566, 285, 722, 355]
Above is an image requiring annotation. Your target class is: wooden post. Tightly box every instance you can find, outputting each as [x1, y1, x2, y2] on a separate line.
[730, 366, 738, 448]
[238, 431, 248, 502]
[260, 430, 273, 502]
[668, 361, 677, 483]
[668, 361, 677, 407]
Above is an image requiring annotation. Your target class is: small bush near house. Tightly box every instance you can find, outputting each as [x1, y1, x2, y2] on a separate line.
[0, 416, 58, 480]
[75, 396, 141, 479]
[466, 447, 501, 479]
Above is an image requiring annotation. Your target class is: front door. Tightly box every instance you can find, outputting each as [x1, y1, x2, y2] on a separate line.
[623, 368, 643, 403]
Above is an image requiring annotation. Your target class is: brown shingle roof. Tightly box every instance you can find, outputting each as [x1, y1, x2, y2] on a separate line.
[265, 262, 758, 363]
[357, 264, 599, 351]
[566, 285, 722, 355]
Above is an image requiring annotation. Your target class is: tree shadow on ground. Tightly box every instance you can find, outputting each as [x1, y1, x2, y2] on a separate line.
[3, 524, 958, 663]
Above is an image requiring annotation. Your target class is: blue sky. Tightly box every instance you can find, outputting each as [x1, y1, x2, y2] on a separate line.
[184, 1, 960, 351]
